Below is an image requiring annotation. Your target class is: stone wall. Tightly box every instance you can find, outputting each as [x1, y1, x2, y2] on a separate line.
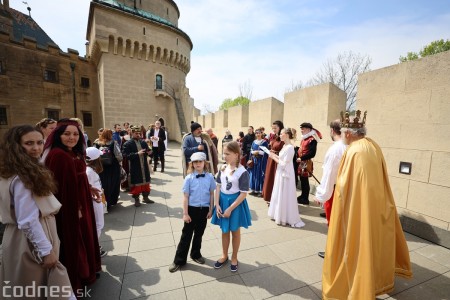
[0, 33, 102, 139]
[357, 50, 450, 247]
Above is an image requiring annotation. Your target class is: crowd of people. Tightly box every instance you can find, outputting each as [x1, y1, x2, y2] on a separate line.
[0, 111, 413, 299]
[0, 118, 168, 298]
[179, 112, 412, 298]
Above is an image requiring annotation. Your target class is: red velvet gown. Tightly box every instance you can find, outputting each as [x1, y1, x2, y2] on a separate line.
[262, 138, 284, 202]
[45, 148, 101, 294]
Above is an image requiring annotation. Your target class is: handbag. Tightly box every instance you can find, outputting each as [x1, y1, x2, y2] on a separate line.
[98, 142, 114, 166]
[120, 167, 127, 183]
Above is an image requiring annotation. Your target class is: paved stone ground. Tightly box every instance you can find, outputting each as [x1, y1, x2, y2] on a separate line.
[87, 142, 450, 300]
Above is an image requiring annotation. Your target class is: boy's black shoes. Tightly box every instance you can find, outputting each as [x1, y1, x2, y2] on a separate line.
[192, 256, 205, 264]
[169, 263, 181, 273]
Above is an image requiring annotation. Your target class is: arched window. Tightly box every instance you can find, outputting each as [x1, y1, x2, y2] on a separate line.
[156, 74, 163, 90]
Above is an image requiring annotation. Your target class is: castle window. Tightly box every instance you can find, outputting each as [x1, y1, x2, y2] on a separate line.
[167, 8, 169, 15]
[46, 109, 60, 121]
[0, 106, 7, 125]
[156, 74, 163, 90]
[44, 69, 58, 82]
[80, 77, 90, 88]
[82, 111, 93, 127]
[0, 60, 4, 74]
[143, 27, 146, 35]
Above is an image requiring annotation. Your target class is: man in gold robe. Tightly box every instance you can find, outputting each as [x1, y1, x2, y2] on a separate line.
[322, 111, 412, 299]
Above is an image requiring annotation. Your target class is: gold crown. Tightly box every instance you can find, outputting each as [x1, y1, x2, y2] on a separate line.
[340, 110, 367, 129]
[130, 125, 141, 132]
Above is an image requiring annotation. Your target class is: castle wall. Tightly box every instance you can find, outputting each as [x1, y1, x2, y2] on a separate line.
[358, 50, 450, 244]
[0, 33, 102, 139]
[284, 83, 347, 189]
[88, 2, 193, 142]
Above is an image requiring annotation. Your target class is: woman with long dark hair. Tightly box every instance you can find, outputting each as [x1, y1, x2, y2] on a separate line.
[43, 118, 101, 293]
[262, 120, 284, 203]
[0, 125, 74, 299]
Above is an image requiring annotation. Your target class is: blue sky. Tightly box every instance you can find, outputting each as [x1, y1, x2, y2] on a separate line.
[12, 0, 450, 112]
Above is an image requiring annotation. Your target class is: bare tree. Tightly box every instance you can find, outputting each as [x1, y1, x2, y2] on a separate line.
[308, 51, 372, 110]
[285, 80, 304, 93]
[238, 80, 253, 100]
[201, 103, 217, 114]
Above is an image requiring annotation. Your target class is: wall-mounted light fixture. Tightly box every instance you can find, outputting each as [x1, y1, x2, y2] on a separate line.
[399, 162, 412, 175]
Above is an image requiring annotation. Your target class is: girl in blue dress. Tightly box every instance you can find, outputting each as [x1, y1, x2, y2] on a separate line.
[211, 141, 252, 272]
[248, 129, 269, 196]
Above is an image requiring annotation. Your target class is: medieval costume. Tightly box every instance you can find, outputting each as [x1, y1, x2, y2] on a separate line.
[0, 177, 74, 299]
[262, 135, 284, 202]
[297, 123, 321, 205]
[322, 136, 412, 299]
[120, 133, 131, 191]
[93, 139, 122, 208]
[248, 138, 269, 195]
[182, 124, 218, 178]
[314, 139, 346, 224]
[268, 144, 305, 227]
[122, 126, 152, 207]
[44, 120, 101, 294]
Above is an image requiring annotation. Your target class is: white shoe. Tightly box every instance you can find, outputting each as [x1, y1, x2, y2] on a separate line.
[291, 221, 305, 228]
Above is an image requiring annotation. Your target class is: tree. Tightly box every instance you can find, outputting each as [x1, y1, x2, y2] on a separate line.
[218, 81, 253, 110]
[285, 80, 304, 93]
[308, 51, 372, 110]
[201, 103, 217, 114]
[219, 96, 251, 110]
[238, 80, 253, 100]
[400, 39, 450, 62]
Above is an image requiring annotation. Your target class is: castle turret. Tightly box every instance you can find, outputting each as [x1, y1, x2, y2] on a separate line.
[86, 0, 193, 139]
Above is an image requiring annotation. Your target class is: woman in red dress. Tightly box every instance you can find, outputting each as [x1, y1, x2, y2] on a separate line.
[262, 120, 284, 203]
[43, 119, 101, 294]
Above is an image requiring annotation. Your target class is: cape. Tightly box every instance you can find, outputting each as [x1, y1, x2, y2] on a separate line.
[322, 138, 412, 299]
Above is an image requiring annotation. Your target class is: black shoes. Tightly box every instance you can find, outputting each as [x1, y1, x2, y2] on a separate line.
[297, 196, 310, 205]
[169, 263, 181, 273]
[214, 257, 228, 269]
[192, 256, 205, 264]
[143, 198, 155, 204]
[320, 212, 326, 218]
[318, 252, 325, 259]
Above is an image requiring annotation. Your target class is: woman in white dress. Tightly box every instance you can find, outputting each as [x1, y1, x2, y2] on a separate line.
[268, 128, 305, 228]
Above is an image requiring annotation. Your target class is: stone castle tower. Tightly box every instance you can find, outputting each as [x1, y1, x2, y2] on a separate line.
[86, 0, 193, 139]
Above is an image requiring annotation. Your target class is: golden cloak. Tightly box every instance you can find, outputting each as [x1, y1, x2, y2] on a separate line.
[322, 138, 412, 299]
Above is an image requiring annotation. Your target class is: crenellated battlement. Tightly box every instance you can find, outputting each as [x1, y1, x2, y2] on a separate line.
[0, 30, 91, 64]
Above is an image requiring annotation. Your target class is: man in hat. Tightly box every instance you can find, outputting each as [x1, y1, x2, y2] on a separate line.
[182, 122, 218, 178]
[322, 111, 412, 299]
[296, 122, 322, 205]
[122, 125, 152, 207]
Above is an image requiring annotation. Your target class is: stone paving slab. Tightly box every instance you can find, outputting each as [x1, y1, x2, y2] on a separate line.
[87, 142, 450, 299]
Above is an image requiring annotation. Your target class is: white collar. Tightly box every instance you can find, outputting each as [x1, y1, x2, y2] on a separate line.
[302, 129, 317, 140]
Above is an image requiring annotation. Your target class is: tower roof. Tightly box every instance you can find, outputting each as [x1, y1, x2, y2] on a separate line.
[88, 0, 192, 49]
[3, 8, 59, 49]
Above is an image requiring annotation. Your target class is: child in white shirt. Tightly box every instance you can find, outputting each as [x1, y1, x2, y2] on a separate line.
[85, 147, 107, 258]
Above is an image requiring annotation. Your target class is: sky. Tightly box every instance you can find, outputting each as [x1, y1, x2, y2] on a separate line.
[11, 0, 450, 113]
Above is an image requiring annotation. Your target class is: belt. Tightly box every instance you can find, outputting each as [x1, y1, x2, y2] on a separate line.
[189, 205, 210, 209]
